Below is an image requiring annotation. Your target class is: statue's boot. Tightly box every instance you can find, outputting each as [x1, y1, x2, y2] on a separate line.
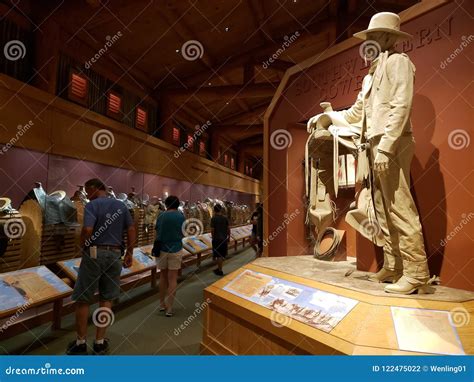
[384, 275, 434, 295]
[368, 268, 402, 283]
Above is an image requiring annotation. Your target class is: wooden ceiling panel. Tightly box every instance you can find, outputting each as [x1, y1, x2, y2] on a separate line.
[261, 0, 329, 34]
[35, 0, 420, 146]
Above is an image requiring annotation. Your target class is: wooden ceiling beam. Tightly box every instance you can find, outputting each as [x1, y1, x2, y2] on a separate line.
[178, 104, 210, 126]
[158, 5, 250, 112]
[180, 17, 336, 87]
[243, 62, 255, 84]
[239, 142, 263, 156]
[247, 0, 273, 42]
[67, 1, 141, 30]
[218, 124, 263, 135]
[238, 135, 264, 146]
[218, 103, 269, 125]
[164, 83, 278, 101]
[85, 0, 101, 8]
[267, 59, 294, 72]
[55, 24, 153, 97]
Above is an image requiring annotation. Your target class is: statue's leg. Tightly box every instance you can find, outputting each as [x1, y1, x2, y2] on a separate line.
[369, 138, 403, 282]
[376, 136, 430, 293]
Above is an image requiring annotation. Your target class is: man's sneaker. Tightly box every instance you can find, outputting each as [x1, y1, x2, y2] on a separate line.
[93, 339, 110, 355]
[213, 269, 224, 276]
[66, 340, 88, 355]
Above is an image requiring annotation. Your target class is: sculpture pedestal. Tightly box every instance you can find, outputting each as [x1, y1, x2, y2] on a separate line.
[201, 256, 474, 355]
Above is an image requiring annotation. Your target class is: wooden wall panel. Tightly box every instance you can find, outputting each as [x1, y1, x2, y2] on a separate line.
[0, 74, 260, 197]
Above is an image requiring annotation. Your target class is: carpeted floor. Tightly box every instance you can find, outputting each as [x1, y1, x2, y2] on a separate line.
[0, 247, 257, 355]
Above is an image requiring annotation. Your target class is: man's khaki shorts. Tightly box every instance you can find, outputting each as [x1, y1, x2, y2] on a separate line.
[156, 250, 183, 270]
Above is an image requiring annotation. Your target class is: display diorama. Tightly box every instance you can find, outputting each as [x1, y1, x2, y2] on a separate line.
[306, 12, 432, 295]
[0, 176, 254, 338]
[202, 2, 473, 356]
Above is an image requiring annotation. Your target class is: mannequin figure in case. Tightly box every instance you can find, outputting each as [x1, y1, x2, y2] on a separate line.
[308, 13, 431, 295]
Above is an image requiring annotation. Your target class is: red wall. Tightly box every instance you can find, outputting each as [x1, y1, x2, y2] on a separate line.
[266, 2, 474, 290]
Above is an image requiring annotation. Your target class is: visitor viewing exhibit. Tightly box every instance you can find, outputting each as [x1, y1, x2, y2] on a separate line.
[0, 0, 472, 381]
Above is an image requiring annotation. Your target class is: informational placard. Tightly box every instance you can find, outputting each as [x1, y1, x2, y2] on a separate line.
[226, 271, 273, 297]
[121, 249, 156, 276]
[0, 266, 72, 314]
[57, 247, 156, 281]
[391, 306, 465, 355]
[224, 270, 358, 332]
[182, 237, 209, 254]
[231, 228, 247, 240]
[199, 233, 212, 247]
[58, 258, 82, 280]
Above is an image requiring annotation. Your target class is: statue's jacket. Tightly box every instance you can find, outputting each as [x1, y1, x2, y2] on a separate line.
[341, 51, 416, 155]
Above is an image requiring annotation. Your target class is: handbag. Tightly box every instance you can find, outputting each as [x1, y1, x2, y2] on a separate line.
[151, 239, 161, 257]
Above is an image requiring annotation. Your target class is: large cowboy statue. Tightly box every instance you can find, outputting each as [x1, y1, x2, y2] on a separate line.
[308, 12, 431, 295]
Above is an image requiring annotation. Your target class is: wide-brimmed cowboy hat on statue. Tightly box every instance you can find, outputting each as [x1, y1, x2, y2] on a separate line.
[353, 12, 412, 40]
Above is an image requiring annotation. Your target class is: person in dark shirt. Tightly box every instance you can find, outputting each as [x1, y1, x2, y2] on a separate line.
[67, 178, 136, 356]
[155, 195, 185, 316]
[211, 204, 230, 276]
[256, 204, 263, 257]
[250, 205, 260, 254]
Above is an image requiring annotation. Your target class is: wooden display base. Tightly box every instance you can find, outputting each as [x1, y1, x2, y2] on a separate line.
[201, 259, 474, 355]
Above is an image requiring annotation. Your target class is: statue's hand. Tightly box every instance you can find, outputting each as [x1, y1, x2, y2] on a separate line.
[373, 151, 390, 173]
[307, 113, 322, 133]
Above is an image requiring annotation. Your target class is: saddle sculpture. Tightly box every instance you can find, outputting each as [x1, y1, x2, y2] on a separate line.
[305, 102, 384, 259]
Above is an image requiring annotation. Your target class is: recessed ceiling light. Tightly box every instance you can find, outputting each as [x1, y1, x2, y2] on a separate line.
[208, 82, 212, 86]
[225, 27, 229, 32]
[175, 49, 179, 53]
